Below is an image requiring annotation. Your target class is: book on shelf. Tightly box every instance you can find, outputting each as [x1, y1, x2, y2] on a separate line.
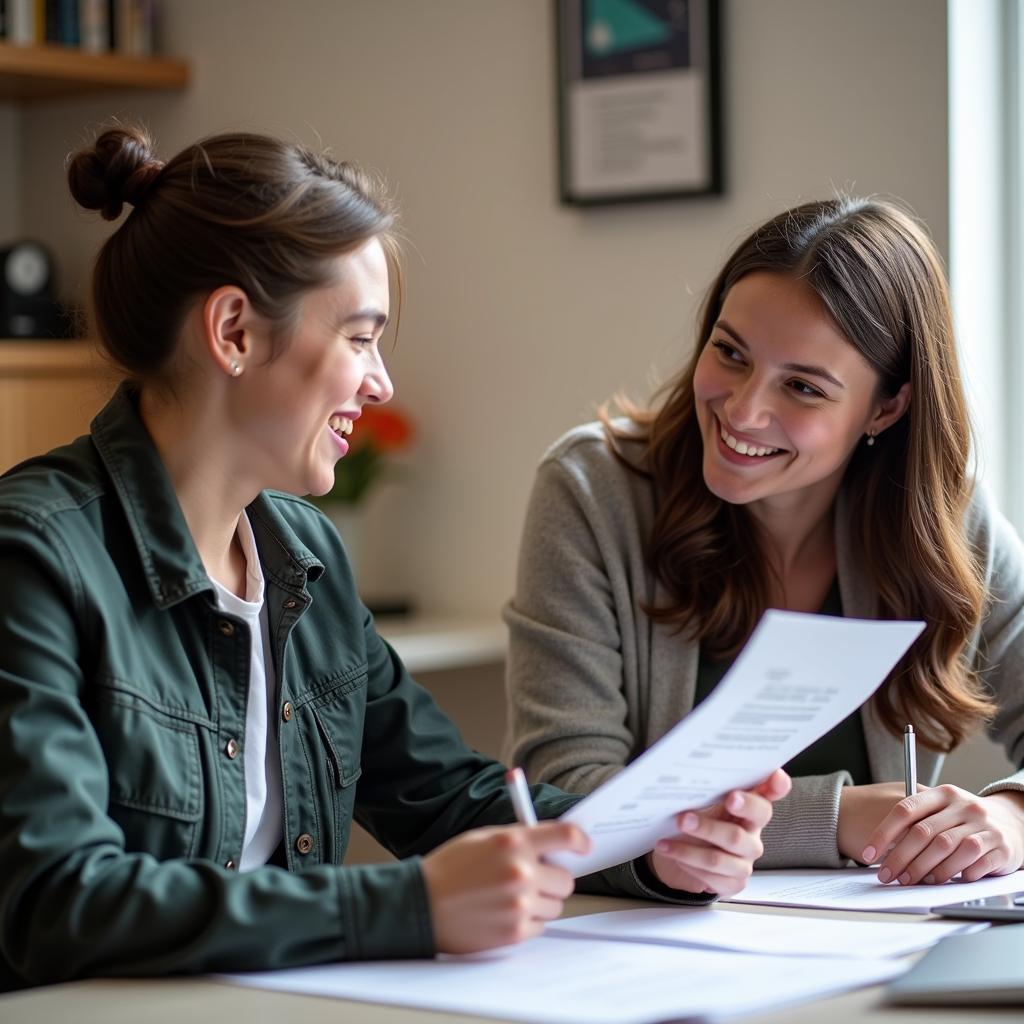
[0, 0, 158, 56]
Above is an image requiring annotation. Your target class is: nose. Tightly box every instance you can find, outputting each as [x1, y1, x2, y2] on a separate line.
[359, 350, 394, 405]
[724, 374, 773, 431]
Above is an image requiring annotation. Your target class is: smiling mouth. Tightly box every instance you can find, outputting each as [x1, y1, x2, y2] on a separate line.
[718, 421, 783, 458]
[329, 414, 353, 438]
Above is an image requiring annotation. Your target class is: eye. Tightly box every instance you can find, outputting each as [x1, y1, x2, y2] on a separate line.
[711, 339, 745, 363]
[350, 335, 375, 347]
[787, 378, 826, 399]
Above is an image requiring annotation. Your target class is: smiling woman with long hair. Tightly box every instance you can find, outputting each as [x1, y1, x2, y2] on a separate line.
[505, 197, 1024, 888]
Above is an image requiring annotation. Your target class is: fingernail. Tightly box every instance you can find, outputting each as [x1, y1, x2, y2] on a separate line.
[657, 840, 670, 853]
[898, 872, 910, 885]
[681, 813, 698, 832]
[862, 846, 876, 863]
[924, 874, 935, 884]
[878, 867, 891, 883]
[727, 791, 743, 812]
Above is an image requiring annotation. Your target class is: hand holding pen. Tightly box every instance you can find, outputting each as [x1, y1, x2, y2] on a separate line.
[418, 766, 588, 955]
[862, 722, 1024, 887]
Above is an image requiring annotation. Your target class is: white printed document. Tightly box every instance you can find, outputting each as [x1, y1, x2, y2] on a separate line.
[727, 867, 1024, 914]
[222, 934, 904, 1024]
[547, 905, 979, 958]
[548, 610, 924, 876]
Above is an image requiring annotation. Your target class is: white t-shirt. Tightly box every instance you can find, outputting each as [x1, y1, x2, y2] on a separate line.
[209, 511, 283, 871]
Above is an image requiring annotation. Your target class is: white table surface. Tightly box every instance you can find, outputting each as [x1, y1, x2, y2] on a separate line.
[1, 895, 1018, 1024]
[376, 614, 506, 673]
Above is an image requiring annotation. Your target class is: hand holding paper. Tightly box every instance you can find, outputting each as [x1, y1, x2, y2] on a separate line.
[646, 768, 790, 897]
[549, 610, 925, 877]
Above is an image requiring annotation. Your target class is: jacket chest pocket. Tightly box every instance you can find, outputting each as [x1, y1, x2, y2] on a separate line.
[92, 693, 204, 859]
[300, 675, 367, 863]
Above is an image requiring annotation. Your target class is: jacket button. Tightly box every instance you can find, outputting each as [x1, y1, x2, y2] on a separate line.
[283, 598, 298, 610]
[295, 833, 314, 855]
[225, 738, 239, 759]
[281, 701, 293, 722]
[224, 859, 236, 870]
[218, 620, 235, 637]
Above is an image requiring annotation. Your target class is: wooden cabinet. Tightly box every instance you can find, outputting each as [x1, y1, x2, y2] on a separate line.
[0, 41, 186, 469]
[0, 41, 188, 101]
[0, 341, 116, 472]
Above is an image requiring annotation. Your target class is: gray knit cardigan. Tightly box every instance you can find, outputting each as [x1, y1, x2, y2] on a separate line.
[504, 422, 1024, 868]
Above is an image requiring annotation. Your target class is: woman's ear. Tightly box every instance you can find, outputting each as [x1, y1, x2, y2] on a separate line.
[201, 286, 258, 378]
[868, 382, 912, 437]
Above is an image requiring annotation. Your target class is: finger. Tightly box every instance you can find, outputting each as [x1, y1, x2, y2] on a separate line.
[504, 916, 545, 946]
[670, 865, 753, 899]
[861, 787, 943, 864]
[925, 831, 1004, 884]
[720, 790, 774, 831]
[524, 822, 591, 856]
[535, 864, 575, 900]
[876, 808, 980, 883]
[673, 811, 763, 860]
[960, 835, 1013, 882]
[754, 769, 792, 802]
[881, 823, 977, 885]
[655, 836, 754, 881]
[527, 892, 567, 922]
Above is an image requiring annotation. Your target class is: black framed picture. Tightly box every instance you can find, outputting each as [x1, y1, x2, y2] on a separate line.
[556, 0, 722, 205]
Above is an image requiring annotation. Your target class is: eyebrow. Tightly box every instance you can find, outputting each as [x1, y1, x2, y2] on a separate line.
[716, 321, 846, 390]
[336, 309, 389, 330]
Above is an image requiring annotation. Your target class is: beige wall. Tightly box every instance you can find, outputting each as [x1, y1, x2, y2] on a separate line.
[15, 0, 949, 618]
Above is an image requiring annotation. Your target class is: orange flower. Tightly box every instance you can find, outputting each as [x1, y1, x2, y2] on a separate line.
[352, 406, 414, 451]
[311, 404, 415, 506]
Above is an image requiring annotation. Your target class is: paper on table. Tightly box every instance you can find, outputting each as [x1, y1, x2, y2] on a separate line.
[221, 934, 905, 1024]
[548, 610, 924, 876]
[727, 868, 1024, 914]
[547, 905, 981, 958]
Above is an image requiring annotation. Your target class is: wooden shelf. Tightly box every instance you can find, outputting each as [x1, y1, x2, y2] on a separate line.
[0, 42, 188, 100]
[0, 339, 115, 471]
[0, 339, 107, 376]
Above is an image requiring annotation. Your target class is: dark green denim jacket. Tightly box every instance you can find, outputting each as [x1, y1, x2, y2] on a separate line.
[0, 386, 705, 989]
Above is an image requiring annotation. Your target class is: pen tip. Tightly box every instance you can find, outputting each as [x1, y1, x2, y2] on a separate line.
[905, 724, 914, 735]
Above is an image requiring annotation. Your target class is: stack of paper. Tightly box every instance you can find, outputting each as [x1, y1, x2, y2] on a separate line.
[726, 868, 1024, 914]
[224, 935, 904, 1024]
[547, 904, 978, 958]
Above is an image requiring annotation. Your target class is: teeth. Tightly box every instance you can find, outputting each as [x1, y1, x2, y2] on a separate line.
[329, 415, 353, 436]
[720, 424, 779, 458]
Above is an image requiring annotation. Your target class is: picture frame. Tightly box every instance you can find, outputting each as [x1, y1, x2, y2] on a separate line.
[556, 0, 722, 206]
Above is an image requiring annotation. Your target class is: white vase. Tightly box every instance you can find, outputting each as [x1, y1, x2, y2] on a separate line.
[323, 502, 364, 584]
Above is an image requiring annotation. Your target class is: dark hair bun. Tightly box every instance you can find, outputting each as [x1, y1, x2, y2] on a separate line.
[67, 124, 165, 221]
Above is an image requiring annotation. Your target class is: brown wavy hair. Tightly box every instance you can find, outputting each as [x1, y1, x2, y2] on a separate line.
[605, 198, 992, 751]
[67, 122, 399, 382]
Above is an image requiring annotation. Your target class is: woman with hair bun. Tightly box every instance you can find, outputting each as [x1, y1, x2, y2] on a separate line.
[506, 197, 1024, 887]
[0, 124, 788, 989]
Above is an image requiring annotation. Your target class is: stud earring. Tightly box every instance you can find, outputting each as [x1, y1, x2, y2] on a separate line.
[866, 430, 876, 447]
[230, 360, 242, 377]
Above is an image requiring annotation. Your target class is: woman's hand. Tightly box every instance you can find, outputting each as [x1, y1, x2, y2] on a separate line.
[860, 785, 1024, 885]
[421, 822, 590, 954]
[646, 769, 791, 898]
[837, 782, 913, 861]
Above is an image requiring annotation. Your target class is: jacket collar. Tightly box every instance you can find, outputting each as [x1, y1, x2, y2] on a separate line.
[91, 383, 323, 609]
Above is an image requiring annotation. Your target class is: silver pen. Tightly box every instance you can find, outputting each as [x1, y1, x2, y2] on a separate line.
[904, 724, 917, 797]
[505, 766, 538, 826]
